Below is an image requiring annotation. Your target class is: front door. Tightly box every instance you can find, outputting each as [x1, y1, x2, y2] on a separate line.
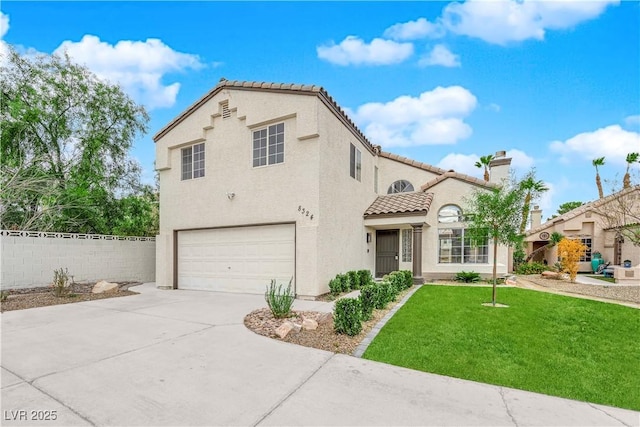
[376, 230, 399, 277]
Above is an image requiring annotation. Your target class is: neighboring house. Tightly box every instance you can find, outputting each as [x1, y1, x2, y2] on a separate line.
[524, 186, 640, 279]
[154, 79, 511, 298]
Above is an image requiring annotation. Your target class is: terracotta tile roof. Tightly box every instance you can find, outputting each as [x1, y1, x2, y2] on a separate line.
[526, 185, 640, 236]
[364, 192, 434, 217]
[420, 171, 497, 191]
[379, 151, 449, 175]
[153, 78, 375, 153]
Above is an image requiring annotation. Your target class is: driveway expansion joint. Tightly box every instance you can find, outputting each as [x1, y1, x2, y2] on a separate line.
[252, 353, 336, 426]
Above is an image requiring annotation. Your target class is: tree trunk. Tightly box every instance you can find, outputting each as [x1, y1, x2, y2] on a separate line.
[596, 173, 604, 198]
[623, 172, 630, 189]
[484, 168, 490, 182]
[519, 193, 532, 234]
[492, 236, 498, 306]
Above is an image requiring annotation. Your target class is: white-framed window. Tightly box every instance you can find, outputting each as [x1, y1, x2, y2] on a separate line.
[350, 143, 361, 181]
[388, 180, 414, 194]
[438, 228, 488, 264]
[437, 205, 487, 263]
[181, 143, 205, 180]
[579, 238, 592, 262]
[402, 229, 412, 262]
[253, 123, 284, 167]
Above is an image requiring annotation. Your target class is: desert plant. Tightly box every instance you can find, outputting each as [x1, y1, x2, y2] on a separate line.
[52, 267, 71, 297]
[265, 278, 294, 318]
[516, 262, 548, 275]
[0, 290, 8, 302]
[454, 271, 481, 283]
[333, 298, 362, 336]
[557, 238, 587, 282]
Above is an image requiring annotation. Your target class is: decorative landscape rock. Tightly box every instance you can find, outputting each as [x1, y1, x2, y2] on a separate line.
[275, 321, 294, 338]
[302, 318, 318, 330]
[291, 322, 302, 333]
[317, 312, 332, 325]
[541, 271, 560, 279]
[92, 280, 119, 294]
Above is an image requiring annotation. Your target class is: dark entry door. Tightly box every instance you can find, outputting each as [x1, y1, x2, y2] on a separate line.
[376, 230, 399, 277]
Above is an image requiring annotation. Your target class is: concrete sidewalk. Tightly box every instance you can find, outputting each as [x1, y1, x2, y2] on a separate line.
[2, 283, 638, 426]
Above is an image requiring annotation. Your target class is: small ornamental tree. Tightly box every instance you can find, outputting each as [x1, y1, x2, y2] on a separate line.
[557, 238, 587, 283]
[465, 179, 526, 306]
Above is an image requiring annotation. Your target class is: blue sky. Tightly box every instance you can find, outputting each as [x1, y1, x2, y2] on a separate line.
[2, 1, 639, 220]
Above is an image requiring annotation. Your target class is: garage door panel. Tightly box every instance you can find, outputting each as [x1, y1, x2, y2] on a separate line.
[177, 224, 295, 294]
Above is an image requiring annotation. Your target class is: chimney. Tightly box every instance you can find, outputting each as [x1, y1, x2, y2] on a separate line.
[489, 150, 512, 184]
[530, 205, 542, 229]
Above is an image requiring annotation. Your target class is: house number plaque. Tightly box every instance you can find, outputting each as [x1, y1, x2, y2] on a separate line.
[298, 205, 314, 220]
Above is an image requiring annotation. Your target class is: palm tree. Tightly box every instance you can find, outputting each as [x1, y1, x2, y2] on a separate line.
[474, 154, 494, 182]
[623, 152, 639, 189]
[518, 172, 549, 234]
[524, 231, 563, 263]
[592, 157, 605, 198]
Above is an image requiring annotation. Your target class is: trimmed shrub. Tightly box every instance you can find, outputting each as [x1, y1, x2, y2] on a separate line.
[334, 298, 362, 336]
[328, 277, 342, 296]
[516, 262, 547, 275]
[454, 271, 481, 283]
[346, 270, 361, 290]
[338, 274, 351, 293]
[359, 285, 376, 321]
[265, 278, 294, 318]
[358, 269, 374, 288]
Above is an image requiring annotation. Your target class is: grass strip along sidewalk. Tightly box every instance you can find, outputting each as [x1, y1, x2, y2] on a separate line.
[363, 286, 639, 411]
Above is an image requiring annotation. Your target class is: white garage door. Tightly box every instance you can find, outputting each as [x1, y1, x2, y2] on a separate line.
[177, 224, 295, 294]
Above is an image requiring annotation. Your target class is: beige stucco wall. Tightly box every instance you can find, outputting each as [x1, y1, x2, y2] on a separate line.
[315, 103, 377, 294]
[377, 157, 439, 195]
[156, 89, 322, 296]
[421, 178, 509, 279]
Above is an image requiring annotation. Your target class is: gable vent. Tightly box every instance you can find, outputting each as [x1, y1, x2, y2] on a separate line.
[221, 101, 231, 119]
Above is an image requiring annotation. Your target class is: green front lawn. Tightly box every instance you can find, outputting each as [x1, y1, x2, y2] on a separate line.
[363, 286, 640, 411]
[586, 275, 616, 283]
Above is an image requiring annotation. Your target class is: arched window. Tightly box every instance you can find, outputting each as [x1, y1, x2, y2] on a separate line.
[438, 205, 463, 223]
[387, 180, 414, 194]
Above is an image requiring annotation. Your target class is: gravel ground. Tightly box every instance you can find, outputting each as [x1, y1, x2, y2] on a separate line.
[244, 276, 639, 355]
[517, 275, 640, 304]
[244, 287, 414, 355]
[0, 282, 141, 312]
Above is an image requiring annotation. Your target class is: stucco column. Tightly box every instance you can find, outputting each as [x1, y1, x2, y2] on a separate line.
[411, 223, 424, 284]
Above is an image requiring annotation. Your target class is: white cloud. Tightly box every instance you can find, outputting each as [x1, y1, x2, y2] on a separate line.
[0, 11, 9, 39]
[549, 125, 640, 165]
[487, 103, 501, 112]
[418, 44, 460, 68]
[441, 0, 618, 45]
[506, 149, 535, 172]
[383, 17, 444, 40]
[437, 153, 483, 177]
[54, 35, 203, 109]
[350, 86, 477, 147]
[316, 36, 413, 66]
[436, 149, 534, 177]
[625, 114, 640, 127]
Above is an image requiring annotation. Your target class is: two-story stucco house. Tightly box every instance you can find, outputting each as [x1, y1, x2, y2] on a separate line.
[154, 79, 511, 298]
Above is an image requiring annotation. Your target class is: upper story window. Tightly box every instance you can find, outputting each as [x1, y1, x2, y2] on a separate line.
[253, 123, 284, 167]
[388, 180, 414, 194]
[181, 143, 205, 180]
[438, 205, 463, 223]
[350, 143, 361, 181]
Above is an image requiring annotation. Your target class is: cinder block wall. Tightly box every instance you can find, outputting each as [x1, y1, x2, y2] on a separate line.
[1, 231, 156, 290]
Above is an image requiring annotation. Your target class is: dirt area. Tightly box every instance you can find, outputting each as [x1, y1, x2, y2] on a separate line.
[0, 282, 141, 312]
[244, 276, 639, 355]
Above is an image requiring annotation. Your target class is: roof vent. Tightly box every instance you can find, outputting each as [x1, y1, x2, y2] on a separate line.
[221, 101, 231, 119]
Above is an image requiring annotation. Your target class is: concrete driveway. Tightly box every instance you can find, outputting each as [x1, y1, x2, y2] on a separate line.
[1, 283, 638, 426]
